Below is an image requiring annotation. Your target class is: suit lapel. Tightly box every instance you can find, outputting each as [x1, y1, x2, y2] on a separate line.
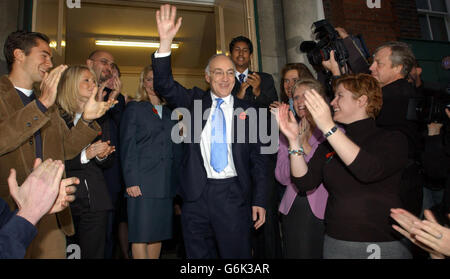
[231, 95, 242, 160]
[191, 93, 212, 165]
[201, 93, 212, 130]
[232, 77, 240, 96]
[145, 103, 162, 121]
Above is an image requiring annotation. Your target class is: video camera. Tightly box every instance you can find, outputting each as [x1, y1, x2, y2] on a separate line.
[409, 90, 450, 123]
[300, 20, 349, 73]
[408, 57, 450, 123]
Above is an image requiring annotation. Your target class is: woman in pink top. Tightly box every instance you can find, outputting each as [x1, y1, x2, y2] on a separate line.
[275, 78, 329, 258]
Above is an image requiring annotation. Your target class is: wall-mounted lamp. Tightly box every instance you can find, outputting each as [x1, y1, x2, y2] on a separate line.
[49, 40, 66, 48]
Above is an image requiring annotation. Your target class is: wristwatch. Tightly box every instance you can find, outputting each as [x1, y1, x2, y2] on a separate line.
[324, 125, 338, 138]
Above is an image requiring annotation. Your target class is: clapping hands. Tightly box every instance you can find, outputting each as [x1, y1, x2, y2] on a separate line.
[82, 84, 118, 121]
[391, 208, 450, 259]
[86, 140, 115, 160]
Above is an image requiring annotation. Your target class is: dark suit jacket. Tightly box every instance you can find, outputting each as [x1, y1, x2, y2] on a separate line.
[98, 90, 126, 198]
[120, 101, 177, 198]
[231, 71, 278, 108]
[0, 198, 36, 259]
[152, 54, 267, 208]
[63, 116, 114, 214]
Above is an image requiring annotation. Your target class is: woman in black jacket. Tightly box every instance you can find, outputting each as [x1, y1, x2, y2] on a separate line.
[275, 74, 410, 258]
[56, 65, 116, 258]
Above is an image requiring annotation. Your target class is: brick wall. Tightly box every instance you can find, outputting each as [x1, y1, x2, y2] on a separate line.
[322, 0, 421, 54]
[391, 0, 422, 39]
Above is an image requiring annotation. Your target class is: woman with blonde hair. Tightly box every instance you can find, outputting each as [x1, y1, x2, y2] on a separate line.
[275, 78, 329, 258]
[120, 65, 177, 259]
[276, 73, 411, 258]
[56, 64, 117, 258]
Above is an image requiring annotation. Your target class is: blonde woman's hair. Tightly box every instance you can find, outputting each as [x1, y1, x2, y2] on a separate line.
[135, 65, 153, 102]
[56, 65, 96, 119]
[291, 78, 326, 129]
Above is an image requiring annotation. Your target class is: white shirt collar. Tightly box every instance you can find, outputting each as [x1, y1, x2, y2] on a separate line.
[235, 68, 249, 80]
[210, 92, 233, 106]
[73, 113, 82, 125]
[14, 87, 34, 97]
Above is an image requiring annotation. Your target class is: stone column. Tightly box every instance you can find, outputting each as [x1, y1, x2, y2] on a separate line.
[256, 0, 287, 98]
[282, 0, 324, 65]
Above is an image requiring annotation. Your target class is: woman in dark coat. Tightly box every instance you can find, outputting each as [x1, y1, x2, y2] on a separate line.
[56, 65, 116, 259]
[120, 65, 177, 259]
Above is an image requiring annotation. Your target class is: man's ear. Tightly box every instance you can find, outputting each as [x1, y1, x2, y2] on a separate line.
[13, 49, 25, 64]
[416, 67, 422, 76]
[393, 64, 403, 76]
[86, 59, 93, 68]
[205, 73, 211, 84]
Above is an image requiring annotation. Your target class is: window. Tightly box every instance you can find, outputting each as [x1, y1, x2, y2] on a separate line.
[416, 0, 450, 41]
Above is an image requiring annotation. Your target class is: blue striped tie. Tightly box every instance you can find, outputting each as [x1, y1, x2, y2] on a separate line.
[210, 98, 227, 173]
[238, 73, 245, 84]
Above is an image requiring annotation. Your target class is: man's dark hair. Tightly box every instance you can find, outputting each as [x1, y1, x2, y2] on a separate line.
[3, 30, 50, 73]
[229, 36, 253, 54]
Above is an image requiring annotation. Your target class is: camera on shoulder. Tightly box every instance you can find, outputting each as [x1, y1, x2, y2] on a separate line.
[300, 20, 349, 71]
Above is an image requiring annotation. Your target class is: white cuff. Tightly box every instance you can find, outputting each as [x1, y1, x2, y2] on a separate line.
[81, 148, 90, 164]
[154, 51, 171, 58]
[96, 155, 107, 162]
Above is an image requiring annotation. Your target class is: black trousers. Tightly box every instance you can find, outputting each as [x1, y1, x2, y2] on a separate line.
[181, 177, 252, 259]
[67, 210, 109, 259]
[281, 194, 324, 259]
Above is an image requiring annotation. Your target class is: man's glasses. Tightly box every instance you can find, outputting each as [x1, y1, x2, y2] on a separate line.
[92, 58, 114, 67]
[210, 69, 235, 79]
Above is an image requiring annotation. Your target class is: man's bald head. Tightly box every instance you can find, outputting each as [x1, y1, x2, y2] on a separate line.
[86, 50, 114, 83]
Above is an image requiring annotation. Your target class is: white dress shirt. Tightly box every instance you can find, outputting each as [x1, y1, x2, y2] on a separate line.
[154, 50, 237, 178]
[200, 93, 237, 178]
[14, 87, 33, 97]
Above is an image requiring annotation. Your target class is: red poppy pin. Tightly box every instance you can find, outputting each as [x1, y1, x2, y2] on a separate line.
[152, 107, 158, 115]
[239, 111, 247, 120]
[97, 131, 102, 136]
[326, 151, 336, 159]
[325, 151, 336, 163]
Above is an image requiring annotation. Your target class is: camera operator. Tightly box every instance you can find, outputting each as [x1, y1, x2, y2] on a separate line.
[321, 27, 370, 77]
[423, 108, 450, 226]
[301, 23, 370, 99]
[420, 56, 450, 226]
[370, 42, 423, 217]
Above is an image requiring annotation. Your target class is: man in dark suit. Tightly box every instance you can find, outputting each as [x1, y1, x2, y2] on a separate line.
[230, 37, 281, 258]
[229, 36, 278, 108]
[86, 51, 126, 258]
[152, 4, 267, 259]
